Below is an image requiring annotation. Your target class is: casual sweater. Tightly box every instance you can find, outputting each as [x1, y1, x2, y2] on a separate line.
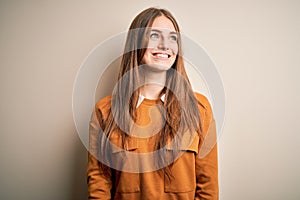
[87, 92, 219, 200]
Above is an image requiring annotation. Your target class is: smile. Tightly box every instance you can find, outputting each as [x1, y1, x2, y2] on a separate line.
[152, 53, 171, 59]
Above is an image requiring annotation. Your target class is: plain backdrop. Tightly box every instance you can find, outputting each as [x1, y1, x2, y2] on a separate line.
[1, 0, 299, 199]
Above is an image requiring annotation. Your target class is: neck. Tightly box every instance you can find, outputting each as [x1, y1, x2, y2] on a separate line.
[140, 84, 164, 99]
[140, 68, 166, 99]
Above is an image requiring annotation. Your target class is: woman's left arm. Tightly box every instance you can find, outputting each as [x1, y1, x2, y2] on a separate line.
[195, 118, 219, 200]
[194, 93, 219, 199]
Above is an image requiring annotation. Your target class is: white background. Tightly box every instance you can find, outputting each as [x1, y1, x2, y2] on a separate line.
[0, 0, 299, 199]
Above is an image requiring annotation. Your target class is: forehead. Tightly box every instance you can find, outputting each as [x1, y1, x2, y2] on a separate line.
[150, 15, 176, 32]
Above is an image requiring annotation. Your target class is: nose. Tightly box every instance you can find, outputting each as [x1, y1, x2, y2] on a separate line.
[158, 37, 169, 50]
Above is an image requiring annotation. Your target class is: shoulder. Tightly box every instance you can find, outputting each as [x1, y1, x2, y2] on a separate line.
[193, 92, 214, 129]
[194, 92, 213, 114]
[94, 95, 112, 121]
[95, 95, 112, 111]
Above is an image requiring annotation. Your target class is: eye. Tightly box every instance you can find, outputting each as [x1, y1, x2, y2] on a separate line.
[170, 35, 177, 42]
[150, 32, 159, 39]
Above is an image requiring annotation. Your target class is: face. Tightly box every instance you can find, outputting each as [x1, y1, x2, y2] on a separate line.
[142, 16, 178, 71]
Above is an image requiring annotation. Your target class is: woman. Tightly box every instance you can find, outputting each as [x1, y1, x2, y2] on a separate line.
[88, 7, 218, 200]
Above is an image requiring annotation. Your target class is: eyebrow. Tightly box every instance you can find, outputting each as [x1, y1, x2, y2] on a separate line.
[150, 28, 178, 35]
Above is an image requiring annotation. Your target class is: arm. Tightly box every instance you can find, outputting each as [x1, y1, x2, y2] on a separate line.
[194, 93, 219, 199]
[87, 108, 112, 200]
[195, 118, 219, 200]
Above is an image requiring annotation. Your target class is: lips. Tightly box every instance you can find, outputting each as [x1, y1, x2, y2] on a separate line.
[152, 52, 171, 59]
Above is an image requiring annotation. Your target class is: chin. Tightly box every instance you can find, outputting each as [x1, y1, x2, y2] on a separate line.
[148, 62, 173, 71]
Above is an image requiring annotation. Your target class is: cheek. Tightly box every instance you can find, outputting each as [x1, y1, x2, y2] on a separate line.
[142, 49, 151, 63]
[147, 40, 159, 49]
[171, 43, 179, 55]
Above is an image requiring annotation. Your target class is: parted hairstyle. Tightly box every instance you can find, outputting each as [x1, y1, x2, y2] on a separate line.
[99, 7, 203, 174]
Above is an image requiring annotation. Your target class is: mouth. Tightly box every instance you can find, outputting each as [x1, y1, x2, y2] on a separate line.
[151, 52, 171, 59]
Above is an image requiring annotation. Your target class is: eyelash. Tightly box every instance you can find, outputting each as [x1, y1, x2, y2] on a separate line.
[170, 35, 177, 41]
[150, 33, 159, 39]
[149, 33, 177, 42]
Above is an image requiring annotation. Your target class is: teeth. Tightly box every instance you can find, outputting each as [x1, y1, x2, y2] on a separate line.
[156, 53, 168, 58]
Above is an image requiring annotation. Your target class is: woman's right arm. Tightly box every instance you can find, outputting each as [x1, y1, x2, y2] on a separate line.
[87, 108, 112, 200]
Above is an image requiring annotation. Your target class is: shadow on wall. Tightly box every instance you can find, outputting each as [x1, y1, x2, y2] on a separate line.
[70, 56, 121, 200]
[71, 134, 88, 200]
[95, 57, 121, 101]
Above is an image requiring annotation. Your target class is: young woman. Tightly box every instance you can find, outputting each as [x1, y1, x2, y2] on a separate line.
[88, 7, 218, 200]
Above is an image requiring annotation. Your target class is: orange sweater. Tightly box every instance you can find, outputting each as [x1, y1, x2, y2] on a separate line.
[87, 93, 218, 200]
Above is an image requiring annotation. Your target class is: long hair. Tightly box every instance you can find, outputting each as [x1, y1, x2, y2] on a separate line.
[100, 7, 202, 175]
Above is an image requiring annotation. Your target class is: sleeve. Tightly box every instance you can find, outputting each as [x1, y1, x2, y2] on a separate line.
[194, 94, 219, 200]
[195, 118, 219, 200]
[87, 107, 112, 200]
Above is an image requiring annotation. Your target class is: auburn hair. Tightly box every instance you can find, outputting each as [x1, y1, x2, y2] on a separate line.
[100, 7, 202, 175]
